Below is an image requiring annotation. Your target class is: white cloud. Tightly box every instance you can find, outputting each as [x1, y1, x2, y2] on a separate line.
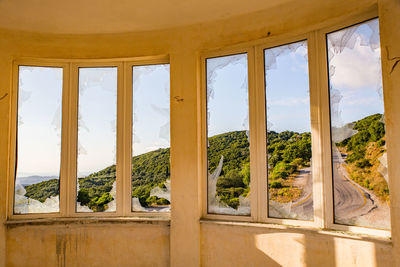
[330, 36, 382, 91]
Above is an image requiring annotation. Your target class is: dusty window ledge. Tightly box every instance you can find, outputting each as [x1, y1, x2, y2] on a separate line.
[5, 217, 170, 228]
[200, 219, 391, 244]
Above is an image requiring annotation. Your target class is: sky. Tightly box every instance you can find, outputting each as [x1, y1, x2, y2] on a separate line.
[16, 19, 382, 179]
[206, 43, 311, 137]
[328, 18, 384, 128]
[206, 54, 249, 137]
[17, 65, 170, 178]
[77, 67, 118, 177]
[16, 66, 63, 178]
[207, 19, 383, 137]
[265, 41, 311, 133]
[132, 65, 170, 156]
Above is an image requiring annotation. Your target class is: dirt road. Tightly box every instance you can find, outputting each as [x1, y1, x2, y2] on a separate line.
[269, 147, 389, 229]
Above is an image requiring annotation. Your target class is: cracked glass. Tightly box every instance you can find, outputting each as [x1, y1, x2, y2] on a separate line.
[131, 64, 171, 212]
[76, 67, 117, 213]
[206, 53, 251, 216]
[327, 18, 390, 229]
[14, 66, 63, 214]
[264, 41, 313, 220]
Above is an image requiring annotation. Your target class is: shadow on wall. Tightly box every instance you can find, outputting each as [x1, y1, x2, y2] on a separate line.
[254, 230, 392, 267]
[253, 169, 392, 266]
[201, 224, 281, 266]
[200, 218, 392, 267]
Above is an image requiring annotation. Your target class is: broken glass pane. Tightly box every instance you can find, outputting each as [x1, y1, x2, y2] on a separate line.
[76, 67, 117, 213]
[265, 41, 313, 221]
[14, 66, 63, 214]
[327, 18, 390, 229]
[131, 64, 171, 212]
[206, 53, 251, 216]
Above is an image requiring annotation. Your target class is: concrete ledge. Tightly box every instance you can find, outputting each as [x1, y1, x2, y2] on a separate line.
[5, 217, 170, 228]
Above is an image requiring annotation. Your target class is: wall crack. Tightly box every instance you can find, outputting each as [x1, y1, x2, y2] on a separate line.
[385, 46, 400, 74]
[0, 93, 8, 101]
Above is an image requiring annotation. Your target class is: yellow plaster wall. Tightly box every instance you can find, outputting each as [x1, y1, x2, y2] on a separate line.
[201, 223, 393, 267]
[0, 0, 398, 266]
[378, 0, 400, 265]
[6, 222, 170, 267]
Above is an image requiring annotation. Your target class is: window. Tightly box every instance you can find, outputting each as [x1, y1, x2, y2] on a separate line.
[77, 67, 118, 213]
[202, 17, 390, 237]
[327, 18, 390, 230]
[14, 66, 63, 214]
[131, 64, 171, 212]
[9, 15, 390, 238]
[9, 57, 171, 218]
[264, 41, 313, 221]
[206, 53, 251, 216]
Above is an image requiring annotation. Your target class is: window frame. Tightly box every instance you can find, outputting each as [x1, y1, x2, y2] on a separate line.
[200, 47, 258, 222]
[200, 9, 391, 238]
[255, 34, 322, 228]
[7, 55, 171, 220]
[8, 60, 70, 219]
[200, 34, 321, 228]
[317, 17, 390, 238]
[125, 57, 170, 218]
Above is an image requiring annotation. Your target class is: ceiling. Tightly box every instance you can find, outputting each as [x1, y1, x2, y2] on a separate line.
[0, 0, 291, 34]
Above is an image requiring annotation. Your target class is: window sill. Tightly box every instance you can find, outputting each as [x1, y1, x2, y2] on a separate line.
[5, 216, 170, 228]
[200, 219, 392, 244]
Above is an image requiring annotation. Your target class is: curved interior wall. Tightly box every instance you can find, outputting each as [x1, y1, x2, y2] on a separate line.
[0, 0, 399, 266]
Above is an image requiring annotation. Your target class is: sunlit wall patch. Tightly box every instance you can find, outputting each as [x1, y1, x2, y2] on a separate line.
[14, 66, 63, 214]
[131, 64, 171, 212]
[327, 18, 390, 230]
[264, 41, 313, 221]
[76, 67, 118, 213]
[206, 53, 251, 216]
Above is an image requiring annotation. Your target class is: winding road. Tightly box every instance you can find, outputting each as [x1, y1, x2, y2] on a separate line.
[331, 147, 378, 225]
[270, 146, 386, 226]
[269, 167, 313, 220]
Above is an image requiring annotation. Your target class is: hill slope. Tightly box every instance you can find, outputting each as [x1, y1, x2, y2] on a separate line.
[24, 113, 387, 212]
[336, 113, 389, 202]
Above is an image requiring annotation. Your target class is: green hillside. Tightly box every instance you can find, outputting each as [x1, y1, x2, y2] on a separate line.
[336, 113, 389, 202]
[22, 130, 313, 210]
[208, 131, 251, 209]
[24, 179, 59, 203]
[21, 114, 389, 211]
[77, 148, 171, 211]
[267, 131, 312, 202]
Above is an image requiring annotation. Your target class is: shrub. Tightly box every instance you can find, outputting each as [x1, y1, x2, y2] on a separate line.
[156, 198, 170, 205]
[77, 189, 90, 205]
[377, 139, 386, 147]
[345, 147, 366, 163]
[270, 181, 283, 188]
[95, 192, 113, 206]
[355, 159, 372, 168]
